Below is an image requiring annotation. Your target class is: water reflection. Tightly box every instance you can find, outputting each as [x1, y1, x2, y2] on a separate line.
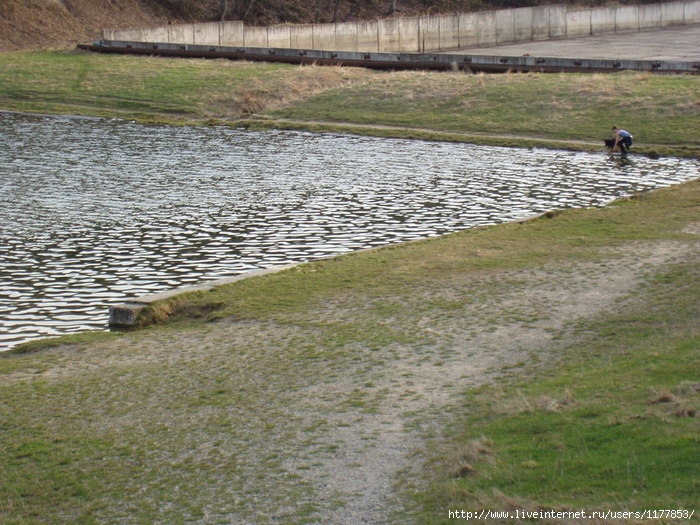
[1, 112, 697, 350]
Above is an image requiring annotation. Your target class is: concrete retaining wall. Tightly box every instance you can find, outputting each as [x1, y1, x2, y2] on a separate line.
[101, 1, 700, 53]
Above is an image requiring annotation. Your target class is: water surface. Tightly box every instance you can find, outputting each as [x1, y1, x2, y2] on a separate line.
[1, 112, 697, 350]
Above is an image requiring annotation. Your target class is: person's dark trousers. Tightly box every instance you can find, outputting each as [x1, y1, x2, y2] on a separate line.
[620, 137, 632, 154]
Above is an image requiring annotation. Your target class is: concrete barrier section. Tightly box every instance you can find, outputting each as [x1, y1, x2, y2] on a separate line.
[291, 24, 314, 49]
[496, 9, 515, 44]
[531, 6, 550, 40]
[268, 25, 292, 48]
[438, 13, 461, 51]
[662, 1, 686, 25]
[167, 24, 194, 44]
[356, 20, 379, 52]
[111, 25, 168, 43]
[590, 7, 617, 34]
[476, 10, 498, 46]
[684, 0, 700, 21]
[639, 3, 663, 29]
[244, 26, 268, 47]
[615, 5, 640, 31]
[335, 21, 359, 51]
[566, 8, 591, 37]
[457, 12, 478, 48]
[377, 18, 399, 52]
[398, 17, 420, 52]
[102, 27, 125, 41]
[152, 26, 170, 43]
[420, 15, 442, 52]
[513, 7, 534, 42]
[312, 23, 336, 50]
[194, 22, 221, 45]
[548, 5, 567, 38]
[220, 21, 244, 46]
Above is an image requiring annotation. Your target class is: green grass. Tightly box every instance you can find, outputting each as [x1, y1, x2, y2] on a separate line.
[407, 189, 700, 522]
[263, 70, 700, 156]
[421, 273, 699, 522]
[0, 50, 372, 122]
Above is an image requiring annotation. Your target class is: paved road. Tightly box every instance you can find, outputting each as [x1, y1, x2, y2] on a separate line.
[454, 24, 700, 62]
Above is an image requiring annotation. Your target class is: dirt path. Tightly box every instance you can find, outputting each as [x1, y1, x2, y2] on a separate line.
[267, 238, 697, 523]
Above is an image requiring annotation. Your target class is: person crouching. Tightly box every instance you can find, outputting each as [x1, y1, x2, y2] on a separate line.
[611, 126, 633, 155]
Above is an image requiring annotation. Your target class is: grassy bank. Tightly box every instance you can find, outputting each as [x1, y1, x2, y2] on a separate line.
[1, 50, 699, 157]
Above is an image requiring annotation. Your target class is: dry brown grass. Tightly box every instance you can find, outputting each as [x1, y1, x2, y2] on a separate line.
[452, 438, 494, 478]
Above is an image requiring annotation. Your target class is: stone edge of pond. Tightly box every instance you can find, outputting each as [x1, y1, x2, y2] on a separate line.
[107, 264, 298, 329]
[107, 206, 565, 330]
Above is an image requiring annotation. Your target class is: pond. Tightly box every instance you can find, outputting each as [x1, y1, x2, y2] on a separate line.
[1, 112, 697, 350]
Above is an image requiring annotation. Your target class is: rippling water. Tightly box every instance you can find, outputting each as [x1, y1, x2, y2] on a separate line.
[1, 112, 697, 350]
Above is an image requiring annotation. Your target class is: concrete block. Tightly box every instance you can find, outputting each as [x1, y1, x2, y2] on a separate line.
[438, 13, 461, 51]
[684, 0, 700, 23]
[335, 21, 359, 51]
[590, 7, 616, 34]
[566, 8, 591, 37]
[105, 28, 129, 41]
[194, 22, 221, 45]
[420, 15, 442, 52]
[356, 20, 378, 52]
[291, 24, 314, 49]
[513, 7, 533, 42]
[245, 26, 268, 47]
[151, 27, 170, 43]
[377, 18, 399, 52]
[268, 24, 292, 48]
[167, 24, 194, 44]
[476, 10, 498, 46]
[548, 5, 567, 38]
[457, 12, 478, 48]
[108, 302, 146, 329]
[220, 21, 244, 46]
[639, 4, 663, 29]
[312, 23, 336, 50]
[531, 6, 550, 41]
[496, 8, 515, 44]
[112, 26, 167, 43]
[615, 5, 639, 31]
[661, 1, 686, 26]
[398, 17, 420, 52]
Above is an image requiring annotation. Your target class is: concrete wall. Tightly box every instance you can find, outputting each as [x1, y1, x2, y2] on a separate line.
[356, 20, 379, 52]
[291, 24, 313, 49]
[220, 22, 244, 46]
[476, 10, 498, 47]
[101, 1, 700, 53]
[421, 15, 442, 52]
[376, 18, 400, 52]
[194, 22, 221, 45]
